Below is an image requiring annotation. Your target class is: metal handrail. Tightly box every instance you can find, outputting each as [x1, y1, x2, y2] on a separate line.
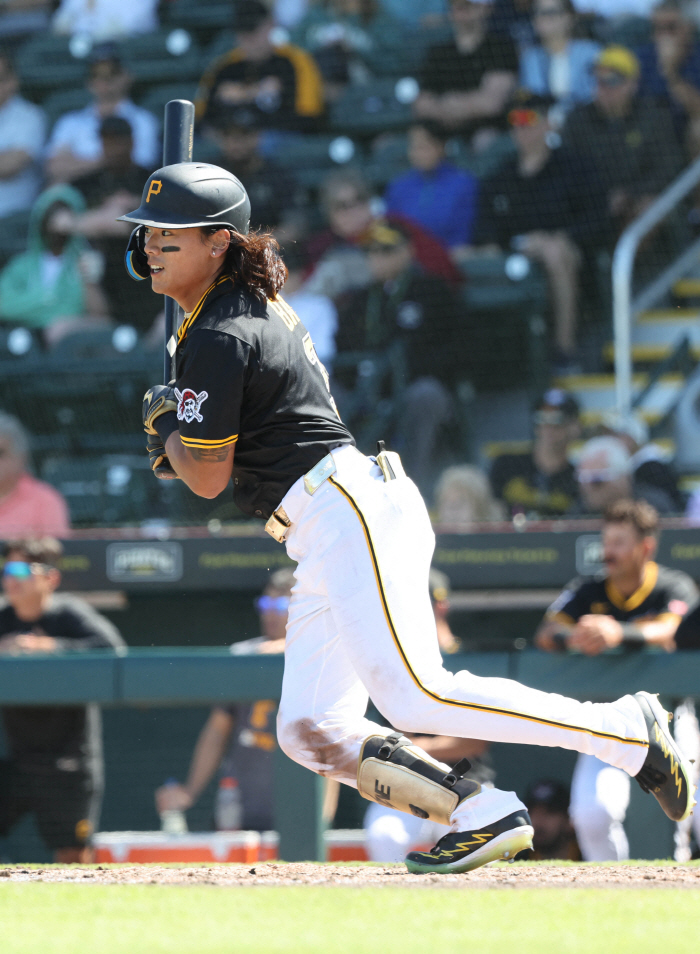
[612, 154, 700, 414]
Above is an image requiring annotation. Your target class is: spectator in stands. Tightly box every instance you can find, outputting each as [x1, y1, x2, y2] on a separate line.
[52, 0, 158, 40]
[45, 47, 158, 184]
[637, 0, 700, 156]
[472, 91, 607, 372]
[0, 184, 110, 346]
[520, 0, 601, 114]
[291, 0, 407, 98]
[598, 410, 684, 511]
[414, 0, 519, 147]
[154, 569, 300, 833]
[434, 464, 506, 526]
[525, 779, 580, 860]
[305, 168, 462, 301]
[195, 0, 325, 135]
[564, 46, 684, 234]
[334, 219, 466, 493]
[535, 500, 697, 859]
[0, 414, 70, 538]
[0, 537, 125, 862]
[364, 570, 494, 862]
[280, 244, 338, 365]
[69, 116, 156, 330]
[572, 435, 676, 515]
[384, 121, 480, 256]
[210, 108, 307, 237]
[0, 51, 45, 221]
[490, 389, 580, 518]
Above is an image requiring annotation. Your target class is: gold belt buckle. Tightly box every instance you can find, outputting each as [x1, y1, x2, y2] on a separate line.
[304, 452, 337, 496]
[265, 505, 292, 543]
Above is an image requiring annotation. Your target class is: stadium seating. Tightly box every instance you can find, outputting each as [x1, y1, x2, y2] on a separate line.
[41, 87, 93, 131]
[330, 78, 419, 137]
[115, 30, 202, 87]
[138, 82, 200, 121]
[15, 33, 89, 98]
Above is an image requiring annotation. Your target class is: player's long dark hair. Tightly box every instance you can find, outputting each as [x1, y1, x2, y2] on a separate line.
[203, 227, 287, 301]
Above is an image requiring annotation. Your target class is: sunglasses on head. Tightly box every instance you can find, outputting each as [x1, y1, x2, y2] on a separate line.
[2, 561, 49, 578]
[508, 108, 542, 127]
[255, 595, 290, 614]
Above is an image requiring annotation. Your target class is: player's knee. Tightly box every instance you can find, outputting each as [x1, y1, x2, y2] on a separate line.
[569, 799, 614, 839]
[276, 715, 359, 779]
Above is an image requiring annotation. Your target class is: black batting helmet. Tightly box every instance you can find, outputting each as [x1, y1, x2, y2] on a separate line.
[118, 162, 251, 235]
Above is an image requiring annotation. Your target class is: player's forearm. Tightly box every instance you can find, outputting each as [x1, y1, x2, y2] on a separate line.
[164, 430, 234, 498]
[185, 721, 231, 801]
[0, 149, 32, 179]
[414, 735, 489, 763]
[634, 619, 679, 650]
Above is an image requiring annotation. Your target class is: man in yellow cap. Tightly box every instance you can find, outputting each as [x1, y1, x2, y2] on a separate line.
[564, 44, 683, 233]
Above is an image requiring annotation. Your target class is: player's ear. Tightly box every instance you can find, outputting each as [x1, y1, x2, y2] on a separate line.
[209, 229, 231, 257]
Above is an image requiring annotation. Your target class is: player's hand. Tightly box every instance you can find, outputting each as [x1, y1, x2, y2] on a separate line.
[569, 615, 623, 655]
[143, 384, 179, 436]
[155, 783, 193, 813]
[147, 434, 179, 479]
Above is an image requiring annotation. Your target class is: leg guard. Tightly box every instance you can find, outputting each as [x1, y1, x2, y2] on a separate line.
[357, 731, 480, 826]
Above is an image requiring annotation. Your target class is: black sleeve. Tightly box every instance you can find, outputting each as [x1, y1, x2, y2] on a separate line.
[175, 328, 248, 452]
[471, 175, 504, 247]
[483, 32, 518, 74]
[561, 151, 609, 246]
[489, 454, 520, 501]
[661, 572, 700, 616]
[419, 45, 448, 93]
[53, 597, 125, 651]
[675, 603, 700, 650]
[544, 578, 592, 625]
[632, 103, 683, 197]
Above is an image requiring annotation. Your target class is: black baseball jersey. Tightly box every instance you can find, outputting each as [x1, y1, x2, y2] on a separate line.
[220, 700, 276, 832]
[545, 562, 698, 628]
[490, 451, 578, 517]
[174, 276, 354, 519]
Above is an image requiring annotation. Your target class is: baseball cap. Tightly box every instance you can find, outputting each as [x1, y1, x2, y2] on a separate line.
[234, 0, 270, 33]
[526, 779, 570, 814]
[533, 388, 579, 426]
[362, 219, 411, 251]
[600, 410, 649, 447]
[594, 45, 640, 79]
[577, 436, 631, 483]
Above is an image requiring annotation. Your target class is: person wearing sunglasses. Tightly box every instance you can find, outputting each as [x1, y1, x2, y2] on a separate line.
[563, 45, 683, 233]
[471, 89, 607, 373]
[0, 537, 125, 863]
[636, 0, 700, 156]
[535, 499, 698, 861]
[154, 568, 298, 834]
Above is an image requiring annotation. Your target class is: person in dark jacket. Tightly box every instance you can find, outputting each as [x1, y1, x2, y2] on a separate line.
[473, 90, 608, 372]
[0, 537, 125, 862]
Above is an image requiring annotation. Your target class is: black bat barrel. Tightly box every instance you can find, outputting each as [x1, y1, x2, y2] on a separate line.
[162, 99, 195, 384]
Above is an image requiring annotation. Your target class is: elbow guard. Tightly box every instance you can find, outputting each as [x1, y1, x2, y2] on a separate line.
[357, 731, 480, 826]
[125, 225, 149, 281]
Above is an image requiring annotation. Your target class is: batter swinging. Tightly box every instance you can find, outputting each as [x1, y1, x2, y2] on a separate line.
[122, 163, 694, 874]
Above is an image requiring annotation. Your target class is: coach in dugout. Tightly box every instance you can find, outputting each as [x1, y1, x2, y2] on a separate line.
[0, 537, 125, 862]
[535, 500, 698, 861]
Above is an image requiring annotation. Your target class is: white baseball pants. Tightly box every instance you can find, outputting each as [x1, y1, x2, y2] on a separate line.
[276, 445, 650, 832]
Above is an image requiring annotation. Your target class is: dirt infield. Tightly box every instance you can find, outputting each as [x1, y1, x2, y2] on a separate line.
[2, 862, 700, 888]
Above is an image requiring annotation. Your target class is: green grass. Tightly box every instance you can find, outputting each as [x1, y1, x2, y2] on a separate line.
[2, 881, 700, 954]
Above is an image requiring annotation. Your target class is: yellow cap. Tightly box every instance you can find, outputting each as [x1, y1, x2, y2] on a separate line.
[595, 45, 640, 79]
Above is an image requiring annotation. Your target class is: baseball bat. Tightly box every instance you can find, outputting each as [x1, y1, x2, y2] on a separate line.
[162, 99, 195, 385]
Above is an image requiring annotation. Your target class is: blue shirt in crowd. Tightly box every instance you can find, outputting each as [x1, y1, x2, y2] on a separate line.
[385, 162, 479, 249]
[637, 40, 700, 137]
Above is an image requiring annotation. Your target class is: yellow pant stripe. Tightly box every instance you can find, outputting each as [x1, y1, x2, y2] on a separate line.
[328, 476, 647, 749]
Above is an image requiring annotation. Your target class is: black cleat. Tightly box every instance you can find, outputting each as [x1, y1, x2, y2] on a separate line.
[634, 691, 696, 822]
[404, 811, 534, 874]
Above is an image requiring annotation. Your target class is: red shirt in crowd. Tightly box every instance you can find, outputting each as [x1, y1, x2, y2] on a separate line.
[0, 473, 70, 538]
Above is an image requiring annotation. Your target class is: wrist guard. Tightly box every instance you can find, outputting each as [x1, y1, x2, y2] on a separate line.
[143, 385, 179, 436]
[125, 226, 149, 281]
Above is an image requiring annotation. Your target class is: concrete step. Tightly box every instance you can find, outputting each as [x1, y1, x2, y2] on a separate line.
[554, 372, 684, 424]
[603, 308, 700, 362]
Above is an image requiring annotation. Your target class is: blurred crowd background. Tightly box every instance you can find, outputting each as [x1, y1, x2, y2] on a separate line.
[0, 0, 700, 531]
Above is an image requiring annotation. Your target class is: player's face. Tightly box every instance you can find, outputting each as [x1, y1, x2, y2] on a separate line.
[408, 126, 444, 173]
[257, 587, 291, 641]
[602, 523, 650, 579]
[1, 551, 56, 605]
[143, 226, 228, 309]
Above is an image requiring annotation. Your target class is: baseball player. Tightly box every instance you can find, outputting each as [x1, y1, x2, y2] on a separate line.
[123, 162, 694, 874]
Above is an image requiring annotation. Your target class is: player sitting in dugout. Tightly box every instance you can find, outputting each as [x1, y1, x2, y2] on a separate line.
[535, 499, 699, 861]
[470, 89, 608, 375]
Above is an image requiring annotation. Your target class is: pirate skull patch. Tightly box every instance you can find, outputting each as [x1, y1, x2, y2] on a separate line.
[175, 387, 208, 423]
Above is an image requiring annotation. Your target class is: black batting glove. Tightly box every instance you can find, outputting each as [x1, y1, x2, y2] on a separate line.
[125, 226, 149, 281]
[146, 434, 179, 479]
[143, 384, 179, 436]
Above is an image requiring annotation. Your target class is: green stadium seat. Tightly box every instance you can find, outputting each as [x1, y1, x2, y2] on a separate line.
[41, 87, 92, 131]
[15, 33, 89, 97]
[41, 456, 106, 526]
[0, 210, 30, 265]
[330, 79, 417, 136]
[138, 82, 200, 121]
[268, 134, 362, 187]
[166, 0, 235, 37]
[116, 30, 202, 86]
[202, 31, 237, 69]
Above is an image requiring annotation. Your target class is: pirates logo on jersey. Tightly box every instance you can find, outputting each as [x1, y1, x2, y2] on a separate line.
[175, 387, 208, 423]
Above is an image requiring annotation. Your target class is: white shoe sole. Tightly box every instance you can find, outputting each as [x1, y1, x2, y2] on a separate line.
[404, 825, 535, 875]
[639, 691, 696, 822]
